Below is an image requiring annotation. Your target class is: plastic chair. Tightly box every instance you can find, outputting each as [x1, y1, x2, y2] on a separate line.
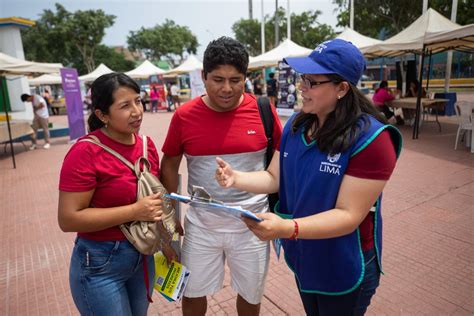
[454, 101, 473, 150]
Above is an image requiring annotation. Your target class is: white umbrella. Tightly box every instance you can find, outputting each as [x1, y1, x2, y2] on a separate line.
[125, 60, 166, 79]
[248, 39, 312, 69]
[79, 63, 113, 83]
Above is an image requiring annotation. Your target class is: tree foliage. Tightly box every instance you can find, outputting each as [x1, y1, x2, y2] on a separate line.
[21, 3, 119, 74]
[66, 9, 115, 72]
[127, 20, 198, 65]
[232, 8, 335, 56]
[93, 45, 136, 74]
[21, 4, 76, 68]
[333, 0, 474, 39]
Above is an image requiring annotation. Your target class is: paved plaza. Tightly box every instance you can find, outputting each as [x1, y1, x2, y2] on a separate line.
[1, 95, 473, 315]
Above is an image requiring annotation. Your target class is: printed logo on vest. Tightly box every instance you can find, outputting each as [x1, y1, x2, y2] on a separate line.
[319, 153, 342, 175]
[327, 153, 341, 163]
[283, 152, 288, 158]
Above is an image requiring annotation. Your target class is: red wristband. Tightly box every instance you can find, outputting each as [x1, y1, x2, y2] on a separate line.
[289, 219, 299, 240]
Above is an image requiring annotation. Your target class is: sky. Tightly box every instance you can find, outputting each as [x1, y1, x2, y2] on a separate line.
[0, 0, 341, 58]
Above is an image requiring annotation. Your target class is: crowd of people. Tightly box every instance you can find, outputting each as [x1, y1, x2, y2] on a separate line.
[55, 36, 402, 316]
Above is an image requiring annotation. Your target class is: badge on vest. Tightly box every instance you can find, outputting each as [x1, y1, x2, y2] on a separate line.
[319, 153, 342, 175]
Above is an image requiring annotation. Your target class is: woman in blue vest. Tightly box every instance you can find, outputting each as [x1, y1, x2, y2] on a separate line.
[215, 39, 402, 315]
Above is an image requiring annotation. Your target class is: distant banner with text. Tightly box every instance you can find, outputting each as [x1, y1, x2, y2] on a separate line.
[61, 68, 85, 140]
[276, 61, 297, 117]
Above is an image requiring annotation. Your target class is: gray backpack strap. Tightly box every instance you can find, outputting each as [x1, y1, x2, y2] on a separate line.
[79, 137, 135, 171]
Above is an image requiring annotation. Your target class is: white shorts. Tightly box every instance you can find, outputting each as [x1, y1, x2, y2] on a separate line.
[181, 218, 270, 305]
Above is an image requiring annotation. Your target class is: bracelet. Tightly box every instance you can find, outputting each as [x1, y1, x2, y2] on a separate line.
[289, 219, 299, 240]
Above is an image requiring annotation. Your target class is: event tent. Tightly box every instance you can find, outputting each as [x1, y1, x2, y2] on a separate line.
[0, 53, 63, 168]
[78, 63, 113, 83]
[424, 24, 474, 53]
[28, 73, 62, 86]
[248, 39, 312, 69]
[0, 52, 62, 75]
[363, 8, 463, 58]
[362, 9, 474, 139]
[125, 60, 166, 79]
[335, 28, 382, 51]
[166, 55, 203, 76]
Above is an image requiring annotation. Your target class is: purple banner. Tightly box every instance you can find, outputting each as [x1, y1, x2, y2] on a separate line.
[60, 68, 86, 140]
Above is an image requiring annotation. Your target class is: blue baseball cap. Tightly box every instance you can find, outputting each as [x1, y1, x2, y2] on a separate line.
[284, 39, 366, 85]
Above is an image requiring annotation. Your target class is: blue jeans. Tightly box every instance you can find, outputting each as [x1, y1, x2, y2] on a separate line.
[298, 249, 380, 316]
[69, 237, 155, 316]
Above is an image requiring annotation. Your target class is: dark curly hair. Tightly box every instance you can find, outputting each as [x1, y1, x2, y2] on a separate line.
[87, 73, 140, 132]
[203, 36, 249, 79]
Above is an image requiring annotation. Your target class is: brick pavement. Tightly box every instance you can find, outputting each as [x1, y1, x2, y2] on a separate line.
[1, 98, 472, 315]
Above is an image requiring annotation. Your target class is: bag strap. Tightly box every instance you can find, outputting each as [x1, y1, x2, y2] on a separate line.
[79, 135, 135, 171]
[257, 96, 274, 168]
[142, 135, 148, 160]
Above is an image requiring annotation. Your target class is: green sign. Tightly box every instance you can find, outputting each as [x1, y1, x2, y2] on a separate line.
[0, 76, 12, 113]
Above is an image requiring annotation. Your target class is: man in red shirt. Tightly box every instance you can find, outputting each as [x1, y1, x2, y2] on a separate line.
[160, 37, 282, 316]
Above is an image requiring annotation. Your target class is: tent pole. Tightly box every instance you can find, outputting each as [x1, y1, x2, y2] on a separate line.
[1, 76, 16, 168]
[426, 50, 432, 93]
[413, 46, 426, 140]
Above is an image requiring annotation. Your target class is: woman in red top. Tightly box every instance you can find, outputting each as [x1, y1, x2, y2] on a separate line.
[372, 80, 404, 125]
[58, 73, 176, 315]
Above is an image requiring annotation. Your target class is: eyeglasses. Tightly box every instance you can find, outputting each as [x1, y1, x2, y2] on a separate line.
[300, 75, 333, 88]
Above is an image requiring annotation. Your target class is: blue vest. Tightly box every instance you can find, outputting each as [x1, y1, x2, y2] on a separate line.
[277, 114, 402, 295]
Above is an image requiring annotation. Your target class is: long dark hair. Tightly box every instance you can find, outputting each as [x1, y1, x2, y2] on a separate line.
[376, 80, 388, 93]
[87, 73, 140, 131]
[292, 74, 387, 155]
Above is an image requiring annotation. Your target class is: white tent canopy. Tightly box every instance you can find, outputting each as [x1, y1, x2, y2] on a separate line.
[166, 55, 203, 76]
[363, 8, 463, 58]
[335, 28, 382, 51]
[248, 39, 312, 69]
[125, 60, 166, 79]
[0, 52, 63, 75]
[425, 24, 474, 53]
[28, 73, 62, 86]
[79, 63, 113, 83]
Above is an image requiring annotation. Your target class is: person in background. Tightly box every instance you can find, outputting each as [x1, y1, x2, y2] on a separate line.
[21, 93, 51, 150]
[372, 80, 404, 125]
[150, 86, 159, 113]
[166, 83, 174, 112]
[160, 36, 282, 316]
[253, 72, 263, 96]
[170, 82, 181, 109]
[266, 72, 278, 106]
[402, 79, 427, 122]
[245, 72, 254, 94]
[215, 39, 402, 316]
[406, 79, 427, 98]
[83, 88, 93, 113]
[42, 89, 53, 115]
[58, 72, 177, 315]
[140, 89, 149, 112]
